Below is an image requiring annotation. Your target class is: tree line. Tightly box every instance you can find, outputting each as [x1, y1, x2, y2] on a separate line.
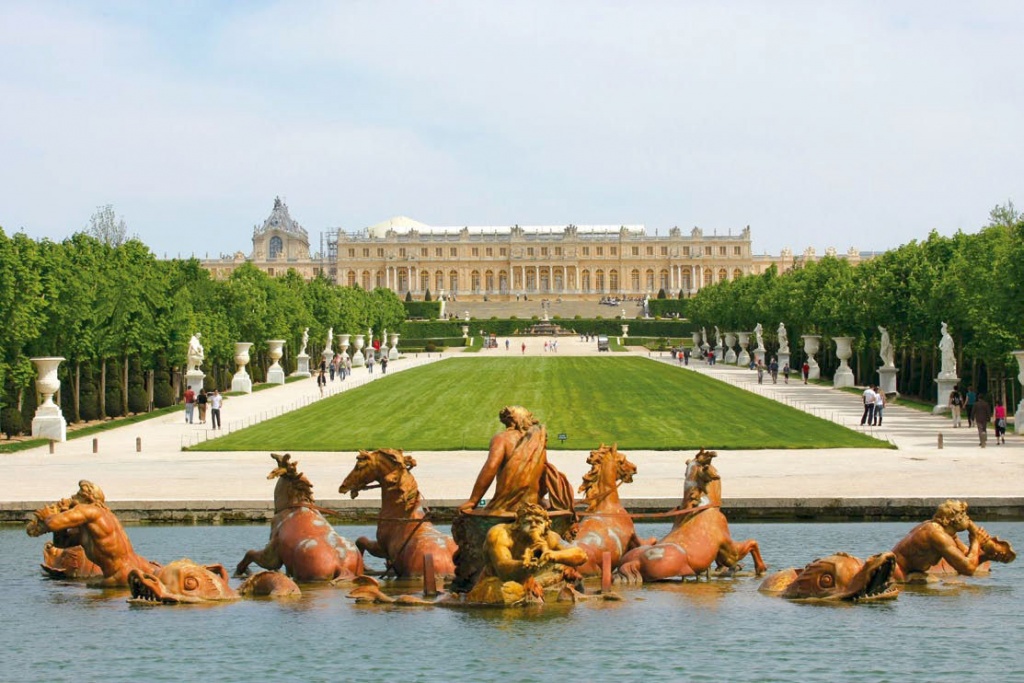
[686, 203, 1024, 403]
[0, 229, 405, 436]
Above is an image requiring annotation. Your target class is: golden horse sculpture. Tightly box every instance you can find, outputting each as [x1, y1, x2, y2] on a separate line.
[616, 449, 767, 583]
[338, 448, 457, 579]
[236, 453, 363, 582]
[570, 444, 653, 576]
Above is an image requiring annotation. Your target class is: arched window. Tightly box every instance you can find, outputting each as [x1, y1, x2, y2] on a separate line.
[595, 269, 605, 291]
[420, 271, 430, 292]
[645, 269, 655, 291]
[608, 270, 618, 292]
[449, 270, 458, 293]
[397, 269, 408, 292]
[499, 270, 509, 293]
[718, 268, 728, 282]
[581, 270, 591, 292]
[347, 271, 356, 287]
[553, 269, 563, 292]
[471, 270, 481, 292]
[361, 271, 371, 289]
[376, 270, 384, 288]
[269, 236, 283, 259]
[539, 270, 549, 292]
[703, 267, 713, 285]
[659, 269, 669, 290]
[681, 272, 691, 291]
[526, 270, 536, 291]
[435, 270, 444, 292]
[631, 269, 640, 291]
[485, 270, 495, 292]
[733, 268, 743, 280]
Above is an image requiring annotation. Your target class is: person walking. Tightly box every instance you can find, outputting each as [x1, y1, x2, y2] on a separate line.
[973, 393, 993, 448]
[756, 360, 765, 385]
[801, 361, 810, 384]
[317, 366, 326, 396]
[994, 401, 1007, 445]
[197, 389, 208, 425]
[948, 386, 964, 427]
[367, 353, 375, 374]
[381, 356, 388, 374]
[965, 386, 978, 428]
[183, 387, 196, 424]
[860, 385, 877, 426]
[873, 386, 885, 426]
[782, 363, 791, 384]
[210, 389, 222, 429]
[769, 358, 779, 384]
[521, 342, 526, 355]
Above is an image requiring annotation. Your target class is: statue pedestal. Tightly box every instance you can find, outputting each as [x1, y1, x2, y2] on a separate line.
[777, 352, 791, 374]
[292, 354, 311, 378]
[725, 348, 737, 364]
[714, 345, 724, 362]
[1016, 401, 1024, 435]
[934, 376, 960, 414]
[185, 370, 205, 396]
[31, 404, 66, 442]
[877, 366, 898, 396]
[833, 365, 854, 388]
[737, 350, 750, 367]
[231, 372, 252, 394]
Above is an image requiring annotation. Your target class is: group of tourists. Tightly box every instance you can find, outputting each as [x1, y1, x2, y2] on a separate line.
[183, 387, 222, 429]
[948, 385, 1007, 447]
[859, 385, 887, 426]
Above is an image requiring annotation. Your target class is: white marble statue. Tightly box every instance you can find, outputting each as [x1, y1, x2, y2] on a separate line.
[939, 322, 956, 377]
[300, 327, 309, 356]
[701, 327, 707, 348]
[878, 325, 894, 368]
[777, 323, 789, 355]
[186, 333, 204, 373]
[326, 327, 334, 352]
[754, 323, 764, 351]
[714, 326, 721, 347]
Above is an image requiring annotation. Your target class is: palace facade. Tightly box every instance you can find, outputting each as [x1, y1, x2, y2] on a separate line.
[200, 198, 871, 300]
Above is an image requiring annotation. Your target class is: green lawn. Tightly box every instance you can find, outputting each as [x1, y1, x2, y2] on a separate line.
[191, 357, 890, 452]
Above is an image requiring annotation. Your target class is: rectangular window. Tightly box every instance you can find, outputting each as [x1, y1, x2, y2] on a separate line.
[486, 247, 493, 256]
[704, 246, 712, 256]
[632, 246, 639, 256]
[377, 248, 385, 257]
[421, 247, 428, 256]
[596, 247, 604, 256]
[541, 247, 548, 256]
[435, 247, 443, 257]
[348, 248, 355, 257]
[500, 247, 507, 256]
[450, 247, 458, 257]
[646, 246, 654, 255]
[555, 246, 562, 256]
[527, 247, 535, 256]
[734, 246, 742, 256]
[661, 246, 668, 256]
[719, 246, 727, 256]
[472, 247, 479, 256]
[363, 248, 370, 257]
[610, 246, 617, 255]
[683, 246, 690, 256]
[582, 246, 590, 255]
[399, 248, 406, 257]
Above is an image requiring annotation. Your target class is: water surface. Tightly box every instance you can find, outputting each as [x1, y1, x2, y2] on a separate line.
[4, 522, 1022, 682]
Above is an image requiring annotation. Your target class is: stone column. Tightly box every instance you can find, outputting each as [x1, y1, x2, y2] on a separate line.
[801, 335, 821, 380]
[724, 332, 737, 364]
[737, 332, 750, 367]
[1014, 350, 1024, 434]
[832, 337, 855, 388]
[231, 343, 253, 393]
[266, 340, 286, 384]
[31, 357, 67, 442]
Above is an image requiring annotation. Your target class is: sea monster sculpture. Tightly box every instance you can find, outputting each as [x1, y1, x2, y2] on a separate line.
[890, 500, 1015, 581]
[128, 560, 300, 604]
[338, 448, 457, 579]
[758, 552, 900, 601]
[569, 444, 653, 576]
[26, 480, 160, 587]
[236, 453, 364, 582]
[615, 449, 767, 584]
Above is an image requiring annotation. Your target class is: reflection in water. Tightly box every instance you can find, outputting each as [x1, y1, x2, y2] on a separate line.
[5, 522, 1023, 682]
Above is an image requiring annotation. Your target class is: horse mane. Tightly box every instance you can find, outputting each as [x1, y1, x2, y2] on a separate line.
[269, 453, 315, 503]
[578, 443, 622, 502]
[373, 448, 421, 509]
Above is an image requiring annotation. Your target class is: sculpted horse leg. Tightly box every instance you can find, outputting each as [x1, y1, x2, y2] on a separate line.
[235, 543, 282, 577]
[356, 537, 385, 559]
[715, 538, 768, 576]
[615, 543, 695, 585]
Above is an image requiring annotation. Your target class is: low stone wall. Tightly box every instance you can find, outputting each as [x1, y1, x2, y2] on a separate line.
[4, 497, 1024, 525]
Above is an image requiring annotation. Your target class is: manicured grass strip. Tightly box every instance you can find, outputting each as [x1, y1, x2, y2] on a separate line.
[192, 357, 889, 452]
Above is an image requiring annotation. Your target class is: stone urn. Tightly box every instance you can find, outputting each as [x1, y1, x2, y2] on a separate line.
[832, 336, 855, 388]
[31, 357, 67, 441]
[736, 332, 750, 367]
[351, 334, 366, 367]
[724, 332, 737, 364]
[388, 333, 400, 361]
[461, 325, 470, 339]
[339, 333, 351, 358]
[801, 335, 821, 380]
[232, 342, 253, 393]
[692, 331, 702, 352]
[621, 324, 629, 338]
[267, 339, 286, 384]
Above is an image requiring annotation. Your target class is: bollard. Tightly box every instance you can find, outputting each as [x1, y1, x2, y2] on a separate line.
[136, 437, 142, 453]
[601, 551, 613, 593]
[938, 433, 944, 449]
[422, 553, 437, 597]
[48, 440, 55, 454]
[92, 438, 98, 454]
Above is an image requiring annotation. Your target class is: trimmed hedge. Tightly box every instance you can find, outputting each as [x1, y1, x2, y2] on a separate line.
[403, 301, 443, 320]
[649, 299, 689, 318]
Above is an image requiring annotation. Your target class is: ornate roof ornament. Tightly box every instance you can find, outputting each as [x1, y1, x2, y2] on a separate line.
[254, 197, 308, 238]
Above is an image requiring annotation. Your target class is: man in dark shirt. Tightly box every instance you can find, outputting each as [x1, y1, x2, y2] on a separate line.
[972, 393, 993, 448]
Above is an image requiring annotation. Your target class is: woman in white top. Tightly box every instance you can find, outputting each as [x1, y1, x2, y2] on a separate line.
[873, 386, 886, 426]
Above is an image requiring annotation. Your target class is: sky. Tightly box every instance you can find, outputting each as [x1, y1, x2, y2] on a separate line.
[1, 1, 1022, 260]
